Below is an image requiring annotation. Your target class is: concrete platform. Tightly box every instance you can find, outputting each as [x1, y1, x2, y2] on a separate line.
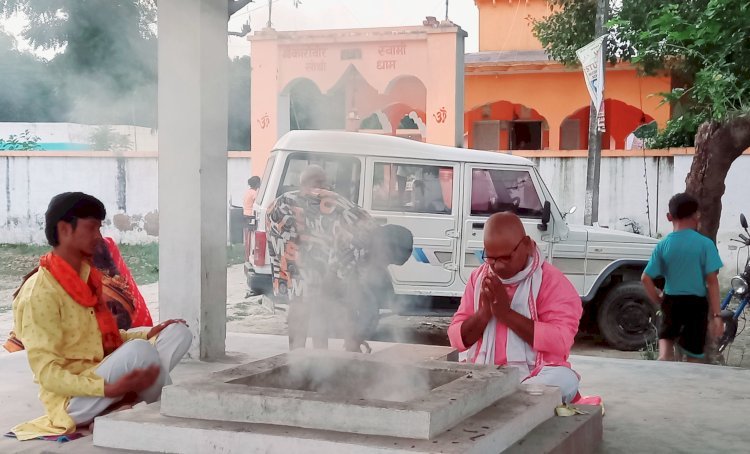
[94, 387, 561, 454]
[506, 405, 603, 454]
[370, 343, 459, 363]
[160, 350, 520, 439]
[2, 333, 750, 453]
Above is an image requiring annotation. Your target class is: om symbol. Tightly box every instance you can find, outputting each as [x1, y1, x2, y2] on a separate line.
[257, 113, 271, 129]
[433, 107, 447, 124]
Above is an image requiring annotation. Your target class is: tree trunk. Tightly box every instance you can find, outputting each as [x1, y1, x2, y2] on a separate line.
[685, 116, 750, 241]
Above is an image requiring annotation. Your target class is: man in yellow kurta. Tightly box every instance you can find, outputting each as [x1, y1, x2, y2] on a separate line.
[10, 192, 192, 441]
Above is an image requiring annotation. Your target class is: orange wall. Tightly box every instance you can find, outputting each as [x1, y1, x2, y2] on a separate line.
[464, 68, 671, 150]
[355, 76, 426, 122]
[476, 0, 550, 51]
[563, 99, 655, 150]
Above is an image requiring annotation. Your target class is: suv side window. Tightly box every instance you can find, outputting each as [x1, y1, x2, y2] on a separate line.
[277, 153, 361, 203]
[372, 162, 453, 214]
[470, 168, 543, 218]
[256, 154, 276, 203]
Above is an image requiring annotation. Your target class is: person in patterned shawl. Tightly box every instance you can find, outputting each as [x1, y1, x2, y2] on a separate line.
[266, 165, 379, 352]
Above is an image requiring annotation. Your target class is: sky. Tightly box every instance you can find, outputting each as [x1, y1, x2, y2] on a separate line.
[0, 0, 480, 59]
[228, 0, 480, 58]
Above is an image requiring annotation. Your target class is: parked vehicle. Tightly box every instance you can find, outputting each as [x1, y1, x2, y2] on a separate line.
[718, 213, 750, 353]
[246, 130, 658, 350]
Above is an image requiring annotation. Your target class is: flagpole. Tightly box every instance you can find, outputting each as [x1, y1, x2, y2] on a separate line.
[267, 0, 273, 29]
[584, 0, 608, 226]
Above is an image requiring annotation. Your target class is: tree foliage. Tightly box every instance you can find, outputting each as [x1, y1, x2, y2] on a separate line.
[1, 0, 158, 126]
[532, 0, 750, 241]
[89, 125, 132, 152]
[532, 0, 750, 147]
[228, 56, 251, 151]
[1, 1, 253, 149]
[0, 129, 41, 150]
[0, 31, 67, 121]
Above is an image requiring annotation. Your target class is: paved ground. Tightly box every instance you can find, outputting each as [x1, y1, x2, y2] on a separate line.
[3, 265, 748, 453]
[1, 332, 749, 454]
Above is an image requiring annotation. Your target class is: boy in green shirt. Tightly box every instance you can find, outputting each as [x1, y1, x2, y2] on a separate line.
[641, 193, 723, 362]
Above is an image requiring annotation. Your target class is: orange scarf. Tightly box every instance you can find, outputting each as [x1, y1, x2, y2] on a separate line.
[39, 253, 123, 356]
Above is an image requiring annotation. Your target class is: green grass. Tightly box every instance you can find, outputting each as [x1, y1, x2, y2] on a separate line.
[227, 243, 246, 267]
[0, 243, 246, 286]
[117, 243, 161, 285]
[0, 244, 50, 278]
[118, 243, 246, 286]
[0, 243, 50, 256]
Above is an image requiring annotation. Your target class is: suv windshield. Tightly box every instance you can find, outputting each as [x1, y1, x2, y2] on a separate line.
[277, 152, 361, 203]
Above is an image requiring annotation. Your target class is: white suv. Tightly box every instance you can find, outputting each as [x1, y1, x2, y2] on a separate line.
[246, 131, 659, 350]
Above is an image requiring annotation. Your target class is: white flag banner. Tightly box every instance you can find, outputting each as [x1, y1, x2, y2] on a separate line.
[576, 35, 606, 115]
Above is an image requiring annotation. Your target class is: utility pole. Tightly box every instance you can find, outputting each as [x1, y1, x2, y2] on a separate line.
[266, 0, 273, 29]
[584, 0, 608, 226]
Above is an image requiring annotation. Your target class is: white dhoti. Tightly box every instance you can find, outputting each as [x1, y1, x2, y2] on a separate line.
[522, 365, 580, 403]
[67, 323, 192, 425]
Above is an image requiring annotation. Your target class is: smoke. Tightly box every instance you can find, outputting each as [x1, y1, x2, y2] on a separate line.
[1, 1, 251, 148]
[241, 352, 460, 403]
[0, 29, 67, 122]
[55, 1, 155, 128]
[0, 1, 158, 127]
[289, 79, 345, 131]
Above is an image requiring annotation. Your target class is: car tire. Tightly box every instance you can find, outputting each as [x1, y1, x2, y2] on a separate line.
[718, 310, 738, 353]
[597, 281, 659, 351]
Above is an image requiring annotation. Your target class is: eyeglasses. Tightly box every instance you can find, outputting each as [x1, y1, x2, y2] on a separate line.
[482, 236, 527, 264]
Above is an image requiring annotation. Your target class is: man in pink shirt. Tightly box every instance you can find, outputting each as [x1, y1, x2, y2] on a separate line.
[243, 176, 261, 217]
[448, 212, 583, 402]
[243, 176, 261, 263]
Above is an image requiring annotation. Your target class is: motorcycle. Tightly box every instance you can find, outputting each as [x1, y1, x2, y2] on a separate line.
[718, 213, 750, 353]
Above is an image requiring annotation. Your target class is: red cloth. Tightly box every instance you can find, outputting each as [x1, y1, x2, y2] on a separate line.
[102, 238, 153, 327]
[39, 253, 123, 356]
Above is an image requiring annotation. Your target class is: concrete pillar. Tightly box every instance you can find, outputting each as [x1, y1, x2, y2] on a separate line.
[158, 0, 228, 359]
[425, 26, 467, 147]
[548, 116, 563, 151]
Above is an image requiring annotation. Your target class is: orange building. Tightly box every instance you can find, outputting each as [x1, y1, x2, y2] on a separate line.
[464, 0, 671, 151]
[249, 24, 466, 175]
[248, 1, 672, 175]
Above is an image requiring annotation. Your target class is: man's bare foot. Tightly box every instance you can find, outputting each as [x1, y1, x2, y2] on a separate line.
[108, 403, 134, 414]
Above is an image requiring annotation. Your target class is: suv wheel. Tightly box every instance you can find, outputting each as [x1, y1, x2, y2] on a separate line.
[597, 281, 659, 351]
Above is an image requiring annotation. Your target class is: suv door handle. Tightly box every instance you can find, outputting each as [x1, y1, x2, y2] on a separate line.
[445, 229, 459, 238]
[472, 222, 485, 229]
